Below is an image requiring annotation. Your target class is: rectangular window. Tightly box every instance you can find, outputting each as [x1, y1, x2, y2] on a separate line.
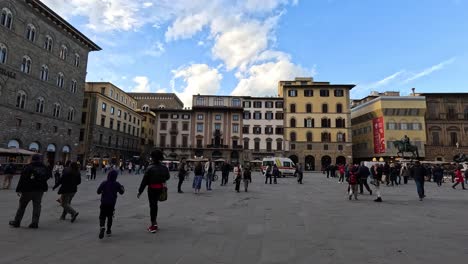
[447, 106, 456, 120]
[232, 98, 241, 107]
[171, 122, 177, 130]
[233, 124, 239, 133]
[243, 101, 251, 108]
[243, 111, 251, 119]
[100, 87, 106, 95]
[265, 101, 273, 108]
[320, 89, 329, 97]
[215, 123, 221, 131]
[197, 123, 203, 133]
[81, 112, 87, 124]
[254, 141, 260, 151]
[79, 129, 84, 141]
[109, 118, 114, 129]
[160, 122, 167, 130]
[182, 135, 188, 147]
[253, 101, 262, 108]
[306, 104, 312, 113]
[288, 90, 297, 97]
[254, 112, 262, 119]
[432, 132, 440, 145]
[244, 140, 249, 150]
[243, 125, 249, 134]
[265, 126, 273, 134]
[182, 114, 190, 119]
[117, 110, 121, 117]
[124, 112, 127, 120]
[334, 89, 344, 97]
[100, 115, 106, 126]
[307, 144, 312, 150]
[102, 103, 107, 112]
[253, 127, 261, 134]
[233, 140, 238, 148]
[275, 127, 283, 135]
[160, 134, 166, 147]
[197, 114, 203, 120]
[171, 135, 177, 147]
[117, 121, 121, 131]
[110, 107, 114, 115]
[171, 114, 179, 119]
[275, 101, 283, 108]
[266, 141, 272, 152]
[115, 136, 119, 147]
[304, 90, 313, 97]
[123, 123, 127, 133]
[275, 112, 284, 120]
[233, 115, 239, 121]
[215, 114, 222, 120]
[182, 123, 189, 131]
[265, 112, 273, 120]
[277, 141, 282, 151]
[290, 104, 296, 113]
[197, 139, 202, 148]
[450, 132, 458, 146]
[160, 113, 168, 119]
[401, 123, 408, 130]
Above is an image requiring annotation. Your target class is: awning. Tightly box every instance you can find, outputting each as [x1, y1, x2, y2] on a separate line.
[0, 147, 37, 156]
[214, 158, 225, 162]
[250, 160, 263, 163]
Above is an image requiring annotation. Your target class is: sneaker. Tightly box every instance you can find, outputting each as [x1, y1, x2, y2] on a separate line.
[374, 197, 383, 202]
[9, 221, 20, 228]
[71, 212, 79, 223]
[28, 223, 38, 229]
[147, 225, 158, 233]
[348, 195, 352, 200]
[178, 191, 184, 193]
[106, 229, 112, 237]
[99, 227, 105, 239]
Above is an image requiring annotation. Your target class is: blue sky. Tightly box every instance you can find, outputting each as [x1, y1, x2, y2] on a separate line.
[44, 0, 468, 106]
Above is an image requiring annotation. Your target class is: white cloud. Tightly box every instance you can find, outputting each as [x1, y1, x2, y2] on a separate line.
[171, 64, 223, 106]
[231, 53, 312, 96]
[403, 57, 456, 83]
[243, 0, 295, 12]
[165, 12, 211, 41]
[144, 41, 165, 57]
[132, 76, 151, 92]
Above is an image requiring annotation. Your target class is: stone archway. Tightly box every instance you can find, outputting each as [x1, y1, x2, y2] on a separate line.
[305, 155, 315, 171]
[321, 155, 332, 168]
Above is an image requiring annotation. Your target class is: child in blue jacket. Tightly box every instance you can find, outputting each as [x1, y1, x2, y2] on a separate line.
[97, 170, 124, 239]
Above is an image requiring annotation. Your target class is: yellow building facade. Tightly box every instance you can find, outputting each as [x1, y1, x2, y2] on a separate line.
[351, 92, 427, 161]
[279, 77, 354, 170]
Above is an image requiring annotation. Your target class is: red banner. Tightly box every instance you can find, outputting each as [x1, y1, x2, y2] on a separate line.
[373, 117, 386, 154]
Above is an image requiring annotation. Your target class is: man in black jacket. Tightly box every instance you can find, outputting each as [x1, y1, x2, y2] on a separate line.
[358, 164, 372, 195]
[177, 158, 187, 193]
[9, 154, 49, 228]
[410, 161, 426, 201]
[221, 161, 230, 186]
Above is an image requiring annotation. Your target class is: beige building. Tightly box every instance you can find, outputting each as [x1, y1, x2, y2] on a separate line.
[191, 95, 244, 164]
[279, 77, 354, 170]
[351, 92, 427, 162]
[78, 82, 142, 165]
[138, 109, 156, 159]
[128, 92, 184, 110]
[154, 108, 192, 161]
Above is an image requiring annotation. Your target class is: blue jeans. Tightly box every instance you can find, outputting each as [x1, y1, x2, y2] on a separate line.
[206, 172, 212, 190]
[415, 180, 425, 198]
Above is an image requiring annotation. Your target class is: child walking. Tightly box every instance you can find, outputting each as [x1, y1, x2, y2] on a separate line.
[348, 165, 359, 200]
[97, 170, 125, 239]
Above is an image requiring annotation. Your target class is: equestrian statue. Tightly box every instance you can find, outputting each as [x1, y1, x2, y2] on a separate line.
[393, 135, 419, 158]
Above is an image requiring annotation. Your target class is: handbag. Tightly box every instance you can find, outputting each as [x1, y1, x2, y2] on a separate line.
[381, 175, 387, 183]
[159, 184, 168, 202]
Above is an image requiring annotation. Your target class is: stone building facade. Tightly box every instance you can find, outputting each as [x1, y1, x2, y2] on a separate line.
[78, 83, 142, 165]
[138, 109, 156, 159]
[128, 92, 184, 110]
[241, 96, 288, 162]
[0, 0, 100, 165]
[351, 92, 427, 162]
[279, 77, 354, 171]
[191, 95, 244, 164]
[421, 93, 468, 161]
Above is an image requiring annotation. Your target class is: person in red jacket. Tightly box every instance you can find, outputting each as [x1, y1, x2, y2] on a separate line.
[338, 164, 345, 183]
[452, 166, 466, 190]
[348, 165, 359, 200]
[137, 150, 170, 233]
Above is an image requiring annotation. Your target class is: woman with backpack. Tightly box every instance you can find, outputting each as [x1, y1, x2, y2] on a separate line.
[192, 161, 203, 194]
[52, 162, 81, 222]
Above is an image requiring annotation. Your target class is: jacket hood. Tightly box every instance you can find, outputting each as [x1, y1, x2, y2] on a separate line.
[107, 170, 118, 182]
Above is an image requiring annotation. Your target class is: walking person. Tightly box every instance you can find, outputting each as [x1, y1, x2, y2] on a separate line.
[86, 162, 92, 181]
[204, 158, 215, 191]
[348, 166, 359, 200]
[221, 161, 230, 186]
[325, 164, 330, 178]
[401, 164, 411, 184]
[2, 160, 15, 189]
[52, 162, 81, 222]
[452, 166, 466, 189]
[137, 150, 170, 233]
[97, 170, 125, 239]
[410, 161, 426, 201]
[389, 163, 398, 186]
[358, 163, 372, 195]
[432, 164, 443, 186]
[91, 163, 97, 180]
[234, 163, 242, 192]
[177, 158, 187, 193]
[296, 163, 304, 184]
[9, 154, 49, 229]
[264, 164, 272, 184]
[330, 164, 337, 178]
[192, 161, 203, 194]
[373, 164, 383, 202]
[383, 162, 390, 186]
[272, 164, 279, 184]
[52, 161, 64, 186]
[338, 163, 345, 183]
[243, 166, 252, 192]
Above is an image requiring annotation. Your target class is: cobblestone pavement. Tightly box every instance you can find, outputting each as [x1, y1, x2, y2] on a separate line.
[1, 171, 467, 264]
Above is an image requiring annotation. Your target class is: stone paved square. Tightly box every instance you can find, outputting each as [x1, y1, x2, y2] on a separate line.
[1, 171, 468, 264]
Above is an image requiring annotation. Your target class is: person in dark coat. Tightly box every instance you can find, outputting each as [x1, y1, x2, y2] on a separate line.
[9, 154, 49, 229]
[2, 160, 15, 189]
[221, 161, 231, 186]
[243, 166, 252, 192]
[358, 164, 372, 195]
[177, 158, 187, 193]
[97, 170, 124, 239]
[410, 161, 426, 201]
[53, 162, 81, 222]
[137, 150, 170, 233]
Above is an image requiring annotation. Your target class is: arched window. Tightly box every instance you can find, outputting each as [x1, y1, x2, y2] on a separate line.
[59, 45, 68, 60]
[321, 118, 331, 128]
[53, 103, 61, 117]
[7, 139, 20, 149]
[70, 79, 77, 93]
[35, 97, 45, 113]
[321, 132, 331, 142]
[56, 72, 64, 88]
[290, 132, 297, 142]
[44, 35, 53, 51]
[290, 103, 296, 113]
[336, 117, 345, 128]
[1, 8, 13, 29]
[306, 103, 312, 113]
[322, 103, 328, 113]
[337, 132, 346, 142]
[67, 107, 75, 121]
[290, 118, 296, 128]
[337, 103, 343, 113]
[0, 43, 6, 64]
[21, 56, 31, 74]
[28, 142, 40, 152]
[306, 132, 313, 142]
[142, 104, 150, 112]
[304, 118, 314, 128]
[74, 53, 80, 67]
[26, 24, 36, 42]
[40, 64, 49, 81]
[16, 91, 26, 109]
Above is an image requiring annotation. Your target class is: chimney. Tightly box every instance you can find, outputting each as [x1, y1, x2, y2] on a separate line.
[411, 88, 416, 96]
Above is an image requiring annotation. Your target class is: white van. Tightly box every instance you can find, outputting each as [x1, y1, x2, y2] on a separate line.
[261, 157, 296, 177]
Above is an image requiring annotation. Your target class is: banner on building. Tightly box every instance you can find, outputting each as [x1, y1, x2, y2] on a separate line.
[373, 117, 386, 154]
